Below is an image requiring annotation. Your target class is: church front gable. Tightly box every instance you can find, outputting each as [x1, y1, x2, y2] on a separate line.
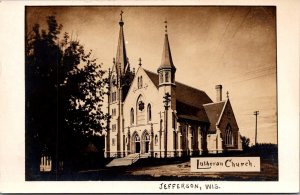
[123, 67, 160, 134]
[217, 100, 240, 150]
[124, 67, 159, 102]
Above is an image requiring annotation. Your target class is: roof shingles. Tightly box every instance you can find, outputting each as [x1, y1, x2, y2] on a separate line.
[203, 101, 226, 133]
[144, 69, 213, 123]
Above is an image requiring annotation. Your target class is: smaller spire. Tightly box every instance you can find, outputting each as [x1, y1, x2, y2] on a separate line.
[138, 58, 142, 66]
[158, 20, 176, 72]
[113, 57, 116, 65]
[226, 91, 229, 99]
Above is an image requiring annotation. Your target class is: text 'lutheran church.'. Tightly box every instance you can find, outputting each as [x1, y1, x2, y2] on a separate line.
[104, 12, 242, 158]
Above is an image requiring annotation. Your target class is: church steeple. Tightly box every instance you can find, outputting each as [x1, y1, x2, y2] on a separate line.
[157, 20, 176, 72]
[116, 10, 128, 75]
[158, 21, 176, 86]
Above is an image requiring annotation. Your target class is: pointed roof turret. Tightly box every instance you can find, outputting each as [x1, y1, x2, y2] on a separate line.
[157, 20, 176, 72]
[116, 10, 128, 75]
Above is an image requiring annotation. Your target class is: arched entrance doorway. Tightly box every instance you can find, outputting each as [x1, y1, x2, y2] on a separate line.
[132, 133, 141, 154]
[141, 131, 150, 154]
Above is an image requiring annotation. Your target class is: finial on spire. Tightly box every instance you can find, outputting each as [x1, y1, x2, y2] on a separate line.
[164, 20, 168, 34]
[226, 91, 229, 99]
[138, 58, 142, 66]
[119, 10, 124, 26]
[120, 10, 124, 21]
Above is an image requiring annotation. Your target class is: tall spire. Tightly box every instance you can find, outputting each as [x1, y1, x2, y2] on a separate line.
[158, 20, 176, 72]
[116, 10, 128, 75]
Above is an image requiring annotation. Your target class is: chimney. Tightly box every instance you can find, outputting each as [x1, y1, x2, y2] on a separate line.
[215, 85, 222, 102]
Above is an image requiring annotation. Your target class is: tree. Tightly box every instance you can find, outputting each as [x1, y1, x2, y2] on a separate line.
[241, 135, 250, 151]
[26, 16, 108, 178]
[121, 64, 135, 100]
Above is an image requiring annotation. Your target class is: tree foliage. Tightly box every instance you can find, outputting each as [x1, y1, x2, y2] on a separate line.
[241, 135, 250, 151]
[25, 16, 108, 176]
[121, 65, 135, 101]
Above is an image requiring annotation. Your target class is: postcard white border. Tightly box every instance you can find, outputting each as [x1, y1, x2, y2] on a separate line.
[0, 0, 299, 193]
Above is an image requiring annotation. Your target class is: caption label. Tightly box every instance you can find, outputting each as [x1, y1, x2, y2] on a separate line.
[191, 157, 260, 172]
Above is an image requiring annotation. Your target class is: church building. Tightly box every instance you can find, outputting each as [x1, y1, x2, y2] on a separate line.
[104, 13, 242, 158]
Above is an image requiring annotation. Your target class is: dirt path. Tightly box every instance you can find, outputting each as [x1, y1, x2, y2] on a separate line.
[128, 160, 278, 181]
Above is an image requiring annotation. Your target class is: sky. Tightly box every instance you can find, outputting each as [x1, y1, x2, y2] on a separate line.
[26, 6, 277, 144]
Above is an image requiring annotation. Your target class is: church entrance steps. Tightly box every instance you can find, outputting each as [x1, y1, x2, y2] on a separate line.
[105, 158, 133, 167]
[139, 153, 150, 158]
[125, 153, 139, 159]
[106, 153, 146, 167]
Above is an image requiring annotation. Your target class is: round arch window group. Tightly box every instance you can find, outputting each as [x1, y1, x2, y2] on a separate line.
[130, 95, 152, 125]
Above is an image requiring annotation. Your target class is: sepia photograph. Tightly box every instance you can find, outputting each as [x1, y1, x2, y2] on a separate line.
[1, 0, 299, 193]
[25, 6, 278, 181]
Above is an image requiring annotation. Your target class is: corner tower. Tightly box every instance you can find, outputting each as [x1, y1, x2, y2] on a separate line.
[158, 21, 176, 84]
[157, 21, 176, 109]
[105, 11, 130, 158]
[157, 21, 177, 157]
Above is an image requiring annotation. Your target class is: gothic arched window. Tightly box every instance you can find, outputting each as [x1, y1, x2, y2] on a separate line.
[171, 72, 175, 83]
[111, 75, 116, 86]
[172, 112, 176, 129]
[111, 91, 117, 102]
[154, 134, 158, 145]
[144, 132, 150, 141]
[134, 134, 140, 142]
[137, 76, 143, 89]
[160, 72, 163, 83]
[165, 71, 169, 82]
[147, 104, 152, 122]
[225, 125, 234, 146]
[140, 76, 143, 88]
[130, 108, 134, 124]
[136, 95, 145, 124]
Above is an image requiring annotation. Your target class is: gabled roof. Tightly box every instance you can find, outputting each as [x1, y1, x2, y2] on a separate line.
[176, 82, 212, 110]
[144, 69, 160, 88]
[203, 101, 227, 133]
[144, 69, 213, 122]
[176, 101, 209, 122]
